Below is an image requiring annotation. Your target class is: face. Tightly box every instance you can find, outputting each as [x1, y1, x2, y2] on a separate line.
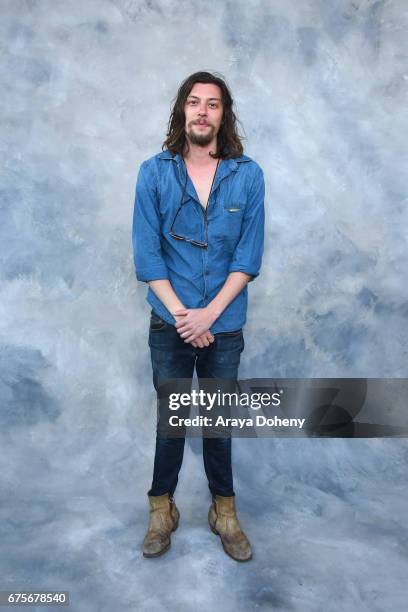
[184, 82, 224, 148]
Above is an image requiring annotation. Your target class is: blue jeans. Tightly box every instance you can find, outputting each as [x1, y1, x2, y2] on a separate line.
[147, 309, 245, 498]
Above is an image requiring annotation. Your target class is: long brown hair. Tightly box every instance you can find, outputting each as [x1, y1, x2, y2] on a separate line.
[162, 71, 245, 159]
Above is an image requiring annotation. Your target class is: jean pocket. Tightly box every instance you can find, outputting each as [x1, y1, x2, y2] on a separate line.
[216, 329, 242, 337]
[150, 311, 167, 331]
[214, 329, 244, 354]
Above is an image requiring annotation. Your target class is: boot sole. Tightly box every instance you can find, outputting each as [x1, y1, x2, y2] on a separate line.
[208, 519, 252, 562]
[143, 517, 179, 558]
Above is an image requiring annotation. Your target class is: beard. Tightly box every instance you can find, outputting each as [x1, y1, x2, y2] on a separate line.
[186, 123, 216, 146]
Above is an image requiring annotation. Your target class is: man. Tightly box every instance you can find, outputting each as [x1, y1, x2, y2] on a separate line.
[132, 71, 265, 562]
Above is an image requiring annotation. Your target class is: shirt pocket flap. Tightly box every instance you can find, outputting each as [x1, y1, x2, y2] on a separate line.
[223, 202, 244, 213]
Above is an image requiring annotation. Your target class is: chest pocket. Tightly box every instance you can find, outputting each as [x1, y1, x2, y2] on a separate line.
[222, 202, 245, 240]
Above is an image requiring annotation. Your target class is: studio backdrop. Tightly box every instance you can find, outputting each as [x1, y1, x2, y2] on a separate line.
[1, 1, 407, 611]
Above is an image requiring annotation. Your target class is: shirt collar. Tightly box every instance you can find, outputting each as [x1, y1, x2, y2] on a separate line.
[158, 149, 251, 164]
[158, 150, 251, 198]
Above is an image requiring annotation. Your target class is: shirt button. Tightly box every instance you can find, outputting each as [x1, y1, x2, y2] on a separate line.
[205, 270, 209, 275]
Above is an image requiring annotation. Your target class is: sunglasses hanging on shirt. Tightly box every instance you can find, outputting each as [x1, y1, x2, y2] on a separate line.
[169, 158, 220, 248]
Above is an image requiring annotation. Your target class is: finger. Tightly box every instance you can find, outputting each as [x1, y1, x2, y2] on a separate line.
[177, 325, 191, 334]
[180, 330, 194, 338]
[175, 321, 191, 330]
[174, 308, 188, 316]
[175, 320, 188, 329]
[184, 333, 198, 343]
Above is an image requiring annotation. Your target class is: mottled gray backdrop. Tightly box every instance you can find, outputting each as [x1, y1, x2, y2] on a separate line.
[1, 1, 407, 611]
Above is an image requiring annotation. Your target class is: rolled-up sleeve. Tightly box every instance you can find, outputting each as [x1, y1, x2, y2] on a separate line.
[132, 161, 169, 283]
[228, 165, 265, 282]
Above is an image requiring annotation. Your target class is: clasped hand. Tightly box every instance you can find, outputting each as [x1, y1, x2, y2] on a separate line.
[173, 307, 216, 348]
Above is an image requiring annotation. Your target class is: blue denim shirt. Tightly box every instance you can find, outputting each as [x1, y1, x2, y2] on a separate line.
[132, 149, 265, 334]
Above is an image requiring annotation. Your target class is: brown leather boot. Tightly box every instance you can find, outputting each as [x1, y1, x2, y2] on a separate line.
[143, 493, 180, 558]
[208, 494, 252, 562]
